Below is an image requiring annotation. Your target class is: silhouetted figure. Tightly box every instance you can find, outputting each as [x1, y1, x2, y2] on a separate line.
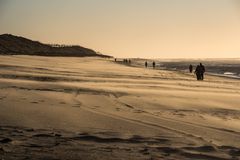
[115, 58, 117, 62]
[128, 59, 131, 64]
[195, 65, 201, 80]
[189, 64, 193, 73]
[145, 61, 148, 68]
[153, 61, 156, 69]
[199, 63, 205, 80]
[195, 63, 205, 80]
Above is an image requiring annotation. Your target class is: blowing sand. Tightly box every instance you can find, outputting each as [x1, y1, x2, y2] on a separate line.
[0, 55, 240, 160]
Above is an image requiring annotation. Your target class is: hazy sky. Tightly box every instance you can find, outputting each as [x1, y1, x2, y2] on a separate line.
[1, 0, 240, 58]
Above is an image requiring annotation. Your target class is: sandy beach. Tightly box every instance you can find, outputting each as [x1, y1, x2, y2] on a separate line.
[0, 55, 240, 160]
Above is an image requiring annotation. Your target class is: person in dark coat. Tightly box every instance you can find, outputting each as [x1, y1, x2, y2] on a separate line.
[195, 65, 201, 80]
[199, 63, 205, 80]
[189, 64, 193, 73]
[153, 61, 156, 69]
[145, 61, 148, 68]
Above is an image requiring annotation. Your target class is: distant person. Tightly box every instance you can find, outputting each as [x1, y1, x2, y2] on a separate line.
[145, 61, 148, 68]
[199, 63, 205, 80]
[153, 61, 156, 69]
[195, 65, 201, 80]
[128, 59, 131, 64]
[189, 64, 193, 73]
[195, 63, 205, 80]
[114, 58, 117, 62]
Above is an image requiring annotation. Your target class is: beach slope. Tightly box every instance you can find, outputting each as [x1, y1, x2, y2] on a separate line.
[0, 56, 240, 160]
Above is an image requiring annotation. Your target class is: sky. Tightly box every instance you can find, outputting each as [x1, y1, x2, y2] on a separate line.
[1, 0, 240, 58]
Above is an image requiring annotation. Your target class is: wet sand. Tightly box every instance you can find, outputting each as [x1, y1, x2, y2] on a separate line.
[0, 55, 240, 160]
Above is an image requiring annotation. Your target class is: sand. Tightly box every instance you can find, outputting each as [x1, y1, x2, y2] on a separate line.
[0, 55, 240, 160]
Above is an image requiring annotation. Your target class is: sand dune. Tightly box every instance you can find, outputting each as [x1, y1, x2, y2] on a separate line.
[0, 55, 240, 159]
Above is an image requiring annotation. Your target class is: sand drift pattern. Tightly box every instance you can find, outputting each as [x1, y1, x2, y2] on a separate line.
[0, 56, 240, 159]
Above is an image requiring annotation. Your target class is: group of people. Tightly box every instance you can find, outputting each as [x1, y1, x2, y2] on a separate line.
[145, 61, 206, 81]
[123, 59, 131, 64]
[189, 63, 205, 80]
[145, 61, 156, 68]
[115, 58, 131, 64]
[114, 58, 205, 81]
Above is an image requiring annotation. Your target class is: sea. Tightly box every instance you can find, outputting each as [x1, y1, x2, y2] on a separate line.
[130, 58, 240, 79]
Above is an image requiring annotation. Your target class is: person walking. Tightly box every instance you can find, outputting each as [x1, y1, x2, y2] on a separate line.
[189, 64, 193, 73]
[145, 61, 148, 68]
[195, 65, 201, 80]
[153, 61, 156, 69]
[199, 63, 205, 80]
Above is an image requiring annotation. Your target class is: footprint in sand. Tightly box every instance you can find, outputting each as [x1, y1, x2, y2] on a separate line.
[133, 109, 146, 113]
[72, 102, 82, 108]
[124, 103, 134, 109]
[0, 138, 12, 143]
[139, 148, 150, 155]
[91, 106, 100, 109]
[30, 101, 39, 104]
[0, 96, 6, 100]
[0, 147, 4, 152]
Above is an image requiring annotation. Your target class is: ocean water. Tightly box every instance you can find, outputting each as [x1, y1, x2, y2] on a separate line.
[130, 58, 240, 79]
[158, 59, 240, 79]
